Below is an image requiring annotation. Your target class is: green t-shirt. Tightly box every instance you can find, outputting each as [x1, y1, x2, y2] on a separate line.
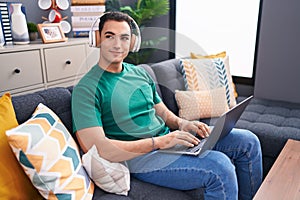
[72, 62, 169, 141]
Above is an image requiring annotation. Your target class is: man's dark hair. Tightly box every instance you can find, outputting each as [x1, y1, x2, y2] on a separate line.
[98, 11, 133, 35]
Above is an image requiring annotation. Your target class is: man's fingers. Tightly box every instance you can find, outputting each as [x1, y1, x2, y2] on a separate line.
[177, 131, 200, 146]
[193, 122, 210, 137]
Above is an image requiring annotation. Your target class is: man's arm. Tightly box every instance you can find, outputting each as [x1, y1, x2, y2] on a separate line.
[153, 102, 181, 130]
[76, 127, 156, 162]
[154, 102, 210, 138]
[76, 124, 201, 163]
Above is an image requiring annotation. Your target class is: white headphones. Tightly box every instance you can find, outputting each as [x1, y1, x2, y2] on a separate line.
[88, 12, 141, 53]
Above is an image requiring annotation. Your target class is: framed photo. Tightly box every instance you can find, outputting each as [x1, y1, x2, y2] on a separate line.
[37, 23, 67, 43]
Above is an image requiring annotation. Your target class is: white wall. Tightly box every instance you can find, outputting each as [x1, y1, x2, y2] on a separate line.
[175, 0, 261, 78]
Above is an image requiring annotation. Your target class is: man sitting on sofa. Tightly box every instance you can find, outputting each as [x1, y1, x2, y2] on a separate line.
[72, 11, 262, 200]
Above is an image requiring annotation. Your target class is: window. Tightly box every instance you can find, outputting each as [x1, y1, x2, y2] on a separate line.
[175, 0, 261, 83]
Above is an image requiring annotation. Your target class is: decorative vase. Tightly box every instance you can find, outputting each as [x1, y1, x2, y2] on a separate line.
[10, 3, 30, 44]
[0, 22, 4, 46]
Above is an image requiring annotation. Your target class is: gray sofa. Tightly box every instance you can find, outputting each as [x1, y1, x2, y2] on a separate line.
[11, 58, 300, 199]
[149, 59, 300, 177]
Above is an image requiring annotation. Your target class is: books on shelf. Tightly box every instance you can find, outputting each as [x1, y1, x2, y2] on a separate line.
[72, 26, 98, 38]
[70, 5, 105, 12]
[72, 28, 89, 37]
[71, 0, 105, 5]
[72, 10, 104, 16]
[70, 4, 106, 38]
[71, 15, 99, 27]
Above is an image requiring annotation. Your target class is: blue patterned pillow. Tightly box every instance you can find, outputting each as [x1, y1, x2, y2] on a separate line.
[6, 103, 94, 199]
[181, 56, 236, 108]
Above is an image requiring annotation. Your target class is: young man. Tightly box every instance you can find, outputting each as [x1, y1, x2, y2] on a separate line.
[72, 11, 262, 199]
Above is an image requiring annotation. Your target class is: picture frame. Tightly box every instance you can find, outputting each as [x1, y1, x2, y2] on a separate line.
[37, 23, 67, 44]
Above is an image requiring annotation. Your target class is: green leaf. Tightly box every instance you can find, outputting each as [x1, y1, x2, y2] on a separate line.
[111, 0, 170, 64]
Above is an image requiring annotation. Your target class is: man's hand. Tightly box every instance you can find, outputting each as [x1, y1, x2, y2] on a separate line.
[155, 130, 200, 149]
[179, 119, 210, 139]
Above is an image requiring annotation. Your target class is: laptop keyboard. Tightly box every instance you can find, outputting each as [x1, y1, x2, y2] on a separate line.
[186, 138, 207, 153]
[161, 137, 208, 153]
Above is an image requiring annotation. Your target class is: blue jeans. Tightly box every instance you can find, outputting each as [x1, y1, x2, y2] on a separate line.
[127, 128, 263, 200]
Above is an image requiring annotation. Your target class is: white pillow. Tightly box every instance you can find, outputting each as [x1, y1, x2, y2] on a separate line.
[82, 145, 130, 196]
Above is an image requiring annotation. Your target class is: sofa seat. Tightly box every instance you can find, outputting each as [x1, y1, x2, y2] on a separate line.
[235, 97, 300, 175]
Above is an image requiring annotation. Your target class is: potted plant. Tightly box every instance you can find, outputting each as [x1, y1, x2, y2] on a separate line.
[27, 22, 38, 41]
[106, 0, 170, 64]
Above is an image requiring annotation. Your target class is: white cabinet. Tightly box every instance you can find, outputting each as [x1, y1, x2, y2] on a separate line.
[44, 44, 87, 82]
[0, 50, 43, 92]
[0, 38, 99, 96]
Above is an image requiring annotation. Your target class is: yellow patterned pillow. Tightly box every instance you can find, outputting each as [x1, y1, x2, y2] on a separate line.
[190, 51, 227, 59]
[0, 93, 43, 200]
[175, 87, 229, 120]
[6, 103, 94, 200]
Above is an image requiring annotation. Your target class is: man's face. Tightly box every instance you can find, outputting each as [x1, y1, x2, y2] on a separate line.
[99, 20, 131, 66]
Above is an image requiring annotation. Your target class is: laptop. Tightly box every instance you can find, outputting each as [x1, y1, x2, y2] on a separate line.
[159, 95, 253, 156]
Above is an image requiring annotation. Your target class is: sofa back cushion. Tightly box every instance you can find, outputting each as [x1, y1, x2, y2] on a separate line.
[151, 59, 186, 115]
[12, 87, 73, 133]
[138, 64, 162, 97]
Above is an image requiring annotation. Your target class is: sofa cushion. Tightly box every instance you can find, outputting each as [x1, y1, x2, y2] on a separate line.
[175, 87, 229, 120]
[92, 177, 196, 200]
[138, 64, 162, 97]
[181, 57, 236, 108]
[6, 103, 94, 199]
[0, 93, 43, 199]
[235, 97, 300, 174]
[190, 51, 226, 59]
[190, 51, 238, 98]
[151, 59, 186, 115]
[12, 87, 73, 133]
